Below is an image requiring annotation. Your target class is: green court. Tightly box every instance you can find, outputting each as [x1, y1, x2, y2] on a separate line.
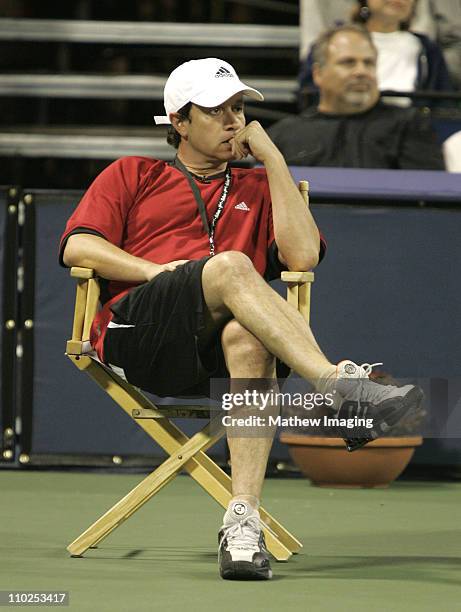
[1, 471, 460, 611]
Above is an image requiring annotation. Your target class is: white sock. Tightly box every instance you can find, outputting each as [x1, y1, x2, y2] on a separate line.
[315, 364, 337, 395]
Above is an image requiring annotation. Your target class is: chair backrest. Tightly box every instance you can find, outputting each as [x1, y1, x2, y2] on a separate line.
[280, 179, 314, 325]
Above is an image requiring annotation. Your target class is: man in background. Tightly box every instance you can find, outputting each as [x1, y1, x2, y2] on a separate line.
[269, 25, 445, 169]
[299, 0, 461, 88]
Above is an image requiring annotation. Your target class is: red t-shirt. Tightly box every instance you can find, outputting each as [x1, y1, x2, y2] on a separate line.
[60, 156, 325, 360]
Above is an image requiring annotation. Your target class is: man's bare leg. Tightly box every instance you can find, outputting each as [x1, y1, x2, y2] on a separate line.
[220, 319, 279, 506]
[202, 251, 423, 455]
[202, 251, 336, 386]
[218, 320, 279, 581]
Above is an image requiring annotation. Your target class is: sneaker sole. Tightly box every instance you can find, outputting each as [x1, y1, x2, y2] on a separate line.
[220, 560, 272, 581]
[344, 385, 424, 452]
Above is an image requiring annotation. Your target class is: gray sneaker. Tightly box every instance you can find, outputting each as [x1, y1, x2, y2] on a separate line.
[218, 501, 272, 580]
[333, 361, 424, 452]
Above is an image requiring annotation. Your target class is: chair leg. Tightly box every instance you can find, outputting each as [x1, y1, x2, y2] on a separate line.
[67, 356, 302, 560]
[176, 440, 302, 555]
[67, 418, 224, 557]
[68, 421, 298, 560]
[135, 415, 299, 561]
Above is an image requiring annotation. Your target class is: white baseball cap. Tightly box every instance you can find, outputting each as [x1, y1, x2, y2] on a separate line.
[154, 57, 264, 125]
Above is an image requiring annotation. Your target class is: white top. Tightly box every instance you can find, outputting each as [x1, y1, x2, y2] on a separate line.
[443, 130, 461, 172]
[371, 31, 422, 105]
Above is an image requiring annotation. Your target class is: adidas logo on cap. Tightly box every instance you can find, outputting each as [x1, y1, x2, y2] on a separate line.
[215, 66, 234, 78]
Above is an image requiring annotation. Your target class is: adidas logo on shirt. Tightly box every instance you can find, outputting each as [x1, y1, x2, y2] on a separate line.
[234, 201, 250, 211]
[215, 66, 234, 78]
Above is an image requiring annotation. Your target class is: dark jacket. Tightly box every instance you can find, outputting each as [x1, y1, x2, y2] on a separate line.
[299, 32, 454, 109]
[268, 101, 445, 170]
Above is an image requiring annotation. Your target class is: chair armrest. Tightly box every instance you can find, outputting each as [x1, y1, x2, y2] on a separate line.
[280, 271, 314, 325]
[70, 266, 95, 279]
[66, 267, 100, 355]
[280, 271, 314, 283]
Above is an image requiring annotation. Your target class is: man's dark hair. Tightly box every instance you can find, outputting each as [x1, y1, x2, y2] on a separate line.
[166, 102, 192, 149]
[312, 24, 376, 67]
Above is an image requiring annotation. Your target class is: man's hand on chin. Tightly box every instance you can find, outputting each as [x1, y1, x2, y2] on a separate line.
[231, 121, 282, 164]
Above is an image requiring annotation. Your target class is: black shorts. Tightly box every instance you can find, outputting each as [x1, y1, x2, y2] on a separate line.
[103, 257, 230, 397]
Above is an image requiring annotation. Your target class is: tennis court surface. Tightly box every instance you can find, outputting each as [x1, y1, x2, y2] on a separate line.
[1, 471, 460, 611]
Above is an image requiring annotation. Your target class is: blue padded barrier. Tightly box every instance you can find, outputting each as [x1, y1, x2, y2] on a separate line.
[12, 168, 461, 467]
[273, 201, 461, 465]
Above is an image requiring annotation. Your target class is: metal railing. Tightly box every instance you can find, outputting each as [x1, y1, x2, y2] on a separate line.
[0, 74, 297, 102]
[0, 130, 172, 159]
[0, 18, 299, 47]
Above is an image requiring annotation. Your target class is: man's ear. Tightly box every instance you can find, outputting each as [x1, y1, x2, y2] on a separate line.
[170, 112, 189, 138]
[312, 63, 323, 88]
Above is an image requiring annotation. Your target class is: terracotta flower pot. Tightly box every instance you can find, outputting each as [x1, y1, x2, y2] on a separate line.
[280, 434, 423, 488]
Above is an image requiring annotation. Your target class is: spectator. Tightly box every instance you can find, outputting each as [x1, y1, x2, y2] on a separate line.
[352, 0, 454, 102]
[412, 0, 461, 89]
[299, 0, 455, 107]
[271, 25, 445, 169]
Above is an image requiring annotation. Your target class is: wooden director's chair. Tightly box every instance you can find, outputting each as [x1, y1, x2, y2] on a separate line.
[65, 181, 314, 562]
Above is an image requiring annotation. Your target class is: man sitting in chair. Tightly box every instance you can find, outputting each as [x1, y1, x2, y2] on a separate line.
[60, 58, 422, 581]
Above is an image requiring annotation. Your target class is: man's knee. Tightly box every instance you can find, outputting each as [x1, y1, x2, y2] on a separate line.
[203, 251, 256, 291]
[221, 319, 275, 376]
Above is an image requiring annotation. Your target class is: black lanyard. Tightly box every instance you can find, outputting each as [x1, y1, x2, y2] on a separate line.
[172, 156, 232, 256]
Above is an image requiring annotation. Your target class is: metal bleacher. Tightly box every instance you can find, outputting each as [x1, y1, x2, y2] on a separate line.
[0, 18, 298, 46]
[0, 17, 299, 162]
[3, 14, 459, 176]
